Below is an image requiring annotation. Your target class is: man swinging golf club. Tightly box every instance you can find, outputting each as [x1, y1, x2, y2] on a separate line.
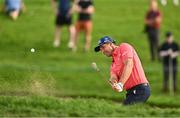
[94, 36, 151, 105]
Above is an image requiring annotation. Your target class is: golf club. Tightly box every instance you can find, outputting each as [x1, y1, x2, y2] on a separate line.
[91, 62, 112, 86]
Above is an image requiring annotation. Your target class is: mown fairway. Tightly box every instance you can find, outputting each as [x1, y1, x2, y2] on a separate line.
[0, 0, 180, 116]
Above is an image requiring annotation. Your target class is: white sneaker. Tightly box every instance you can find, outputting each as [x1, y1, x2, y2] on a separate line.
[68, 41, 74, 48]
[53, 40, 60, 47]
[174, 0, 179, 6]
[161, 0, 167, 6]
[68, 41, 77, 52]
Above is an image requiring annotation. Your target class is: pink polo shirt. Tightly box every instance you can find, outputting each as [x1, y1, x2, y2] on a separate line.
[110, 43, 148, 90]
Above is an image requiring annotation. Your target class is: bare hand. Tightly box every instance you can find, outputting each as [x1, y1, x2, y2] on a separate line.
[168, 49, 173, 54]
[167, 49, 173, 58]
[75, 6, 82, 12]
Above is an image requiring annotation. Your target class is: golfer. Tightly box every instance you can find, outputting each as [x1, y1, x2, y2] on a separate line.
[94, 36, 150, 105]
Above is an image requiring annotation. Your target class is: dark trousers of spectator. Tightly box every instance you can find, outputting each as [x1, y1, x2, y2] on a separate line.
[163, 64, 177, 92]
[147, 28, 160, 61]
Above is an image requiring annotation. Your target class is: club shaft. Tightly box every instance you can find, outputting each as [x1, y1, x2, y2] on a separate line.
[96, 68, 112, 86]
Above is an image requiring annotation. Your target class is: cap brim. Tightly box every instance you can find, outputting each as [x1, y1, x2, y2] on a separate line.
[94, 46, 100, 52]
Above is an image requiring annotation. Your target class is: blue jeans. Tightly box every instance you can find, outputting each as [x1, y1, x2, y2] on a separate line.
[123, 83, 151, 105]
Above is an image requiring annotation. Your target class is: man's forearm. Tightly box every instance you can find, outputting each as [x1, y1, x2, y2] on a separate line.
[81, 6, 94, 14]
[155, 16, 162, 24]
[160, 51, 169, 57]
[172, 51, 179, 58]
[119, 58, 133, 85]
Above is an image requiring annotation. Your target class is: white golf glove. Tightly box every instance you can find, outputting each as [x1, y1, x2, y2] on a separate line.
[114, 82, 123, 92]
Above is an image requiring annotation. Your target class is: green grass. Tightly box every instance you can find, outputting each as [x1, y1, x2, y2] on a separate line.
[1, 96, 180, 117]
[0, 0, 180, 116]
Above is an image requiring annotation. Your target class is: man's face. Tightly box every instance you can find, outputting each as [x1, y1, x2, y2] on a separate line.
[100, 43, 113, 57]
[150, 1, 158, 11]
[167, 36, 174, 44]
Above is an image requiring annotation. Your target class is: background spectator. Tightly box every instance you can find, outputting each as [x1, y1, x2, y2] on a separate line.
[72, 0, 94, 52]
[51, 0, 76, 48]
[144, 0, 162, 61]
[4, 0, 26, 20]
[159, 32, 179, 93]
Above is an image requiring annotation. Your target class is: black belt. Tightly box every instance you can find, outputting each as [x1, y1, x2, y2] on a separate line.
[127, 83, 149, 93]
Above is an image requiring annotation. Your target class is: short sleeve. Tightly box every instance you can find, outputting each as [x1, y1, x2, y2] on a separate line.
[120, 44, 133, 62]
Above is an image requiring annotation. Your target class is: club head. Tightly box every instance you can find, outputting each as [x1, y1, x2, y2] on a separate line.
[91, 62, 100, 72]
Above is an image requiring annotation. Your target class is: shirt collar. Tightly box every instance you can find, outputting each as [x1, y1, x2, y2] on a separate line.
[112, 47, 119, 61]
